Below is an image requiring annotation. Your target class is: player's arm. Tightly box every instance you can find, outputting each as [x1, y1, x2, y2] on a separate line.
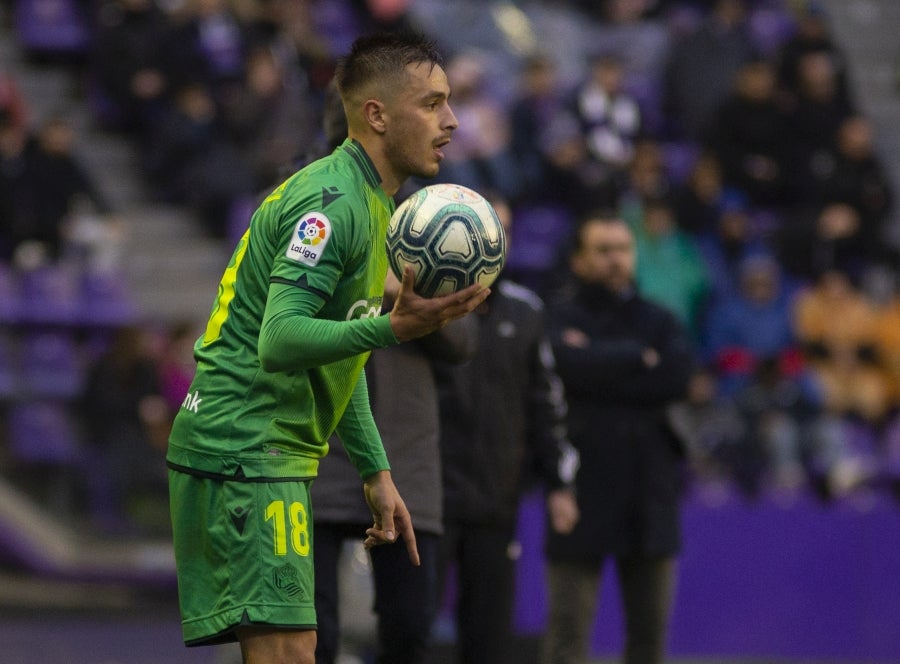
[334, 370, 389, 477]
[258, 282, 398, 372]
[336, 374, 420, 565]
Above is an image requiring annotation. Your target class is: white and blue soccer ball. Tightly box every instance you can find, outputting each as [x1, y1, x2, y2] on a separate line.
[386, 183, 507, 298]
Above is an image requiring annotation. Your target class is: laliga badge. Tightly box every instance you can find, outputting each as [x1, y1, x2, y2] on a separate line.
[287, 212, 331, 266]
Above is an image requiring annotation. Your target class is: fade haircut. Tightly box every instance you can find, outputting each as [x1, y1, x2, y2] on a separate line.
[334, 32, 444, 107]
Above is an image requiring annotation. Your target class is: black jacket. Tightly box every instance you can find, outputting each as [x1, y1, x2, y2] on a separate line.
[545, 281, 695, 562]
[436, 279, 574, 528]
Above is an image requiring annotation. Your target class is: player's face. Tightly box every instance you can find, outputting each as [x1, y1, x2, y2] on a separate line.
[383, 62, 458, 183]
[571, 219, 636, 294]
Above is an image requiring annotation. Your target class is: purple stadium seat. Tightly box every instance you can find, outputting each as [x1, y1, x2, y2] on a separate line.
[6, 400, 84, 517]
[505, 204, 574, 293]
[19, 331, 84, 399]
[13, 0, 91, 58]
[16, 264, 81, 325]
[7, 401, 82, 465]
[78, 270, 138, 326]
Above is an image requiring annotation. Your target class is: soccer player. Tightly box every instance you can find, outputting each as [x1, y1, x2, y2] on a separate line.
[165, 33, 489, 664]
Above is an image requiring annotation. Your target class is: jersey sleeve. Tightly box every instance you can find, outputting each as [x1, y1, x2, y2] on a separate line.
[334, 369, 390, 478]
[258, 282, 397, 373]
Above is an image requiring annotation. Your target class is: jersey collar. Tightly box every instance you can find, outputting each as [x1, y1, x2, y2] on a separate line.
[342, 139, 382, 190]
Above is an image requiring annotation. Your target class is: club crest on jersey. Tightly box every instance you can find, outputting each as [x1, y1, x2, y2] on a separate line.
[287, 212, 331, 266]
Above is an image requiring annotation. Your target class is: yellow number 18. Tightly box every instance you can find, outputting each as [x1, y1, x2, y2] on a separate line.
[264, 500, 310, 557]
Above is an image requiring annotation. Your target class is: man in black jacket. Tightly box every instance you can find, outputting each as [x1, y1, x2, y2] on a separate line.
[434, 197, 579, 664]
[540, 211, 695, 664]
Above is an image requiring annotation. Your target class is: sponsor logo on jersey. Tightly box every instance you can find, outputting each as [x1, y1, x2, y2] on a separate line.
[181, 390, 202, 413]
[286, 212, 332, 266]
[346, 298, 382, 320]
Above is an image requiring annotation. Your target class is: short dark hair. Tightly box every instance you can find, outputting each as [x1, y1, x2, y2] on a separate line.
[571, 209, 628, 251]
[334, 32, 443, 104]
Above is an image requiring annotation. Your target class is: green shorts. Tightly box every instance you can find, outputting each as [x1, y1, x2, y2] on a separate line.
[168, 468, 317, 646]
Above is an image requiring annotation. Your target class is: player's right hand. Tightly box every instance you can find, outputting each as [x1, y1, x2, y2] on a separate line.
[389, 266, 490, 342]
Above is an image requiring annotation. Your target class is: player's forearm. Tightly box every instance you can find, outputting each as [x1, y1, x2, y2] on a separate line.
[335, 373, 390, 478]
[258, 284, 397, 372]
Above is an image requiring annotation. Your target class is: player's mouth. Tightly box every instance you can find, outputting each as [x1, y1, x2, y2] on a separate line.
[434, 137, 451, 160]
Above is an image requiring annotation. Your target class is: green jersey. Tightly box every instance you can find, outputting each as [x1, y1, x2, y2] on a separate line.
[167, 140, 399, 481]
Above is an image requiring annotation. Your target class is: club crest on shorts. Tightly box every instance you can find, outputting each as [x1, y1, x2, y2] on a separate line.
[287, 212, 331, 266]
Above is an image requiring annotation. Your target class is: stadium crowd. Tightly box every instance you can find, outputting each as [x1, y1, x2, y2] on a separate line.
[2, 0, 900, 536]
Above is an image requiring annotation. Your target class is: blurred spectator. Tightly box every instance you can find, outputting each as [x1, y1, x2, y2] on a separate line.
[588, 0, 671, 92]
[1, 113, 115, 265]
[666, 365, 760, 497]
[783, 49, 855, 198]
[778, 201, 871, 282]
[163, 0, 262, 103]
[672, 150, 725, 236]
[538, 104, 614, 215]
[220, 43, 318, 190]
[438, 53, 521, 201]
[628, 195, 710, 338]
[663, 0, 756, 141]
[89, 0, 174, 136]
[775, 1, 851, 109]
[802, 115, 893, 264]
[81, 325, 170, 534]
[570, 52, 643, 196]
[730, 354, 850, 497]
[508, 52, 567, 206]
[254, 0, 336, 102]
[706, 57, 792, 209]
[143, 80, 255, 236]
[693, 189, 772, 306]
[702, 253, 799, 397]
[792, 268, 893, 427]
[619, 138, 672, 212]
[700, 253, 829, 497]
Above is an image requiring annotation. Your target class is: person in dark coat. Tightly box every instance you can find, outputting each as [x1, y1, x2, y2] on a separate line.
[434, 197, 579, 664]
[313, 270, 478, 664]
[540, 211, 695, 664]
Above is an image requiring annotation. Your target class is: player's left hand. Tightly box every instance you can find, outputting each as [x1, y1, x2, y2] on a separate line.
[362, 470, 420, 566]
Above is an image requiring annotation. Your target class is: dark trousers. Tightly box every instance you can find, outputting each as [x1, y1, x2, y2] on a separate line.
[437, 520, 518, 664]
[314, 522, 440, 664]
[540, 555, 678, 664]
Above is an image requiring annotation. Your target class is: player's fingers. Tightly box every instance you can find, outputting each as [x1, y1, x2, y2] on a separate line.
[401, 522, 420, 566]
[398, 265, 416, 294]
[379, 510, 396, 543]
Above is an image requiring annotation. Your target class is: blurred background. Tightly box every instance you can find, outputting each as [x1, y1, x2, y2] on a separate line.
[1, 0, 900, 662]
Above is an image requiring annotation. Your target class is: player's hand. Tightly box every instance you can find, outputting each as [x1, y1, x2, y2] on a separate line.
[362, 470, 420, 566]
[389, 266, 490, 342]
[547, 488, 579, 535]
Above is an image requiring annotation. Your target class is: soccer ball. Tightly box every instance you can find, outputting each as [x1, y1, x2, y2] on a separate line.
[386, 183, 507, 298]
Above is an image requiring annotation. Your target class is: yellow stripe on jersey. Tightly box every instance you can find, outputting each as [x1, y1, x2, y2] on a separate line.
[202, 230, 250, 346]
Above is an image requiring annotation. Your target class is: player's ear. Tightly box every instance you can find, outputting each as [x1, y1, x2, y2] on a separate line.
[363, 99, 387, 134]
